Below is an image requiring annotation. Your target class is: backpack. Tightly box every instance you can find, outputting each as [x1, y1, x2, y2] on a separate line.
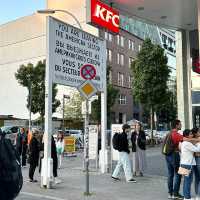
[112, 132, 121, 150]
[0, 135, 23, 199]
[162, 132, 175, 155]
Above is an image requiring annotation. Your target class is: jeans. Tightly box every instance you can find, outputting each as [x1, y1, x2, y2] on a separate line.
[165, 152, 182, 195]
[112, 152, 133, 181]
[194, 162, 200, 195]
[182, 164, 193, 199]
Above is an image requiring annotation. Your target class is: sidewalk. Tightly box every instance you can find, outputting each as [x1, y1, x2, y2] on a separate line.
[17, 151, 169, 200]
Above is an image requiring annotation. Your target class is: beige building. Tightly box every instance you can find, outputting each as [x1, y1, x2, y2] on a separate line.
[0, 0, 98, 119]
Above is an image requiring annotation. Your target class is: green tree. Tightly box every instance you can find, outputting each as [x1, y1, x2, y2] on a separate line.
[15, 61, 60, 123]
[91, 66, 119, 128]
[131, 38, 170, 141]
[64, 91, 84, 119]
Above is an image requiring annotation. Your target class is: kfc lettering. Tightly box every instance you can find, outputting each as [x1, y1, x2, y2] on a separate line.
[90, 0, 119, 33]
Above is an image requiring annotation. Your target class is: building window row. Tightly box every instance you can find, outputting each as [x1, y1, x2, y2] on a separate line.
[104, 31, 141, 52]
[118, 94, 127, 105]
[129, 57, 134, 68]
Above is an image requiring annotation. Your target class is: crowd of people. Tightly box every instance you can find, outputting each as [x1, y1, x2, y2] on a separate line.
[14, 128, 65, 184]
[164, 119, 200, 200]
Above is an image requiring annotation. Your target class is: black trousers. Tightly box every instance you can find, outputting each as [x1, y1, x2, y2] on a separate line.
[29, 163, 37, 180]
[53, 157, 58, 177]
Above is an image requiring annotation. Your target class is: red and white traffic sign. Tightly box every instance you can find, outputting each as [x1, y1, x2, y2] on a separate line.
[80, 64, 96, 80]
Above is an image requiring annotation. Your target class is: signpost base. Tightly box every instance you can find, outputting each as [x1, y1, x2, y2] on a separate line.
[99, 149, 108, 173]
[41, 158, 53, 189]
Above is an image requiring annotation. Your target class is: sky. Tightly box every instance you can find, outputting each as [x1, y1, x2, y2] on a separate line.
[0, 0, 46, 25]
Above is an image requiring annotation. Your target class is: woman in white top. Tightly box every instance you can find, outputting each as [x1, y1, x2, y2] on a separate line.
[180, 129, 200, 200]
[56, 131, 65, 169]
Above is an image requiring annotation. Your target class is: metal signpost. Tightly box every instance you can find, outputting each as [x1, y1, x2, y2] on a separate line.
[43, 16, 106, 190]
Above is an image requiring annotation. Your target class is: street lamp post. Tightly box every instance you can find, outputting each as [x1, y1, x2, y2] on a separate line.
[37, 9, 83, 30]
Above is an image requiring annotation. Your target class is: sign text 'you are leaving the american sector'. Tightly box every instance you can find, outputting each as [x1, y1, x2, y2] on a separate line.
[48, 17, 106, 91]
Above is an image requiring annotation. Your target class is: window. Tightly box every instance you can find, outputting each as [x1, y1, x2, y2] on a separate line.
[128, 76, 132, 88]
[105, 32, 108, 40]
[118, 94, 127, 105]
[117, 35, 124, 47]
[138, 44, 141, 52]
[129, 57, 134, 68]
[108, 33, 112, 42]
[129, 39, 135, 51]
[117, 53, 124, 66]
[107, 49, 112, 62]
[105, 32, 112, 42]
[118, 72, 124, 86]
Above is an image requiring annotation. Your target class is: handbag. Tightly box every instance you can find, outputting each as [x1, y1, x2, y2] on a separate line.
[178, 158, 194, 176]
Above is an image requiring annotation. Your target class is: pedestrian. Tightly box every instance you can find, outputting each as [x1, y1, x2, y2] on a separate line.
[179, 129, 200, 200]
[192, 127, 200, 199]
[165, 119, 184, 199]
[21, 128, 28, 167]
[28, 129, 40, 182]
[52, 136, 62, 184]
[56, 131, 65, 169]
[131, 122, 147, 177]
[0, 128, 23, 200]
[111, 124, 136, 183]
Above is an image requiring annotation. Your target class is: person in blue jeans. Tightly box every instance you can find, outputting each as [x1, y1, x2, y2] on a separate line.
[180, 129, 200, 200]
[166, 120, 184, 199]
[166, 151, 182, 199]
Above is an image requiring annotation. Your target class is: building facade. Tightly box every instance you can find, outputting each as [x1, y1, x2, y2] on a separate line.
[99, 29, 143, 123]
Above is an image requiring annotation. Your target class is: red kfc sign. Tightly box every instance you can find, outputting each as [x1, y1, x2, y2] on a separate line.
[87, 0, 119, 33]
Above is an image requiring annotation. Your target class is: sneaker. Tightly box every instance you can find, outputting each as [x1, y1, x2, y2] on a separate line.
[127, 178, 137, 183]
[111, 176, 120, 181]
[139, 172, 144, 177]
[29, 179, 37, 183]
[174, 193, 184, 199]
[168, 194, 173, 199]
[54, 177, 62, 184]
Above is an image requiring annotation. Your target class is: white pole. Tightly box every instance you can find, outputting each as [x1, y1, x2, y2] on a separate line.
[41, 16, 53, 188]
[100, 87, 107, 173]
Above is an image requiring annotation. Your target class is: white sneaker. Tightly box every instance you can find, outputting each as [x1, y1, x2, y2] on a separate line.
[54, 177, 62, 184]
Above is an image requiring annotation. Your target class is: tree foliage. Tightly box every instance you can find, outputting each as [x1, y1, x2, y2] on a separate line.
[64, 91, 84, 119]
[131, 38, 171, 112]
[15, 61, 60, 119]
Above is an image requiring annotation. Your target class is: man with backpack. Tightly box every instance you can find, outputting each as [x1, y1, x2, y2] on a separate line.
[164, 120, 200, 199]
[111, 124, 136, 183]
[0, 128, 23, 199]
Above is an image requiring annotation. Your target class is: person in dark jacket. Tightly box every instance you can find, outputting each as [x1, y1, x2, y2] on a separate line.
[131, 122, 147, 177]
[112, 124, 136, 183]
[21, 128, 28, 167]
[28, 129, 40, 182]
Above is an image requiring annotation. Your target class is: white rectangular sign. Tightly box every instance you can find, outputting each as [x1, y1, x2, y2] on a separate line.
[48, 16, 106, 91]
[89, 125, 98, 160]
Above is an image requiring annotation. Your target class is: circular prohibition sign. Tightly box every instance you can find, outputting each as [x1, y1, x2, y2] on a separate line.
[80, 64, 96, 80]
